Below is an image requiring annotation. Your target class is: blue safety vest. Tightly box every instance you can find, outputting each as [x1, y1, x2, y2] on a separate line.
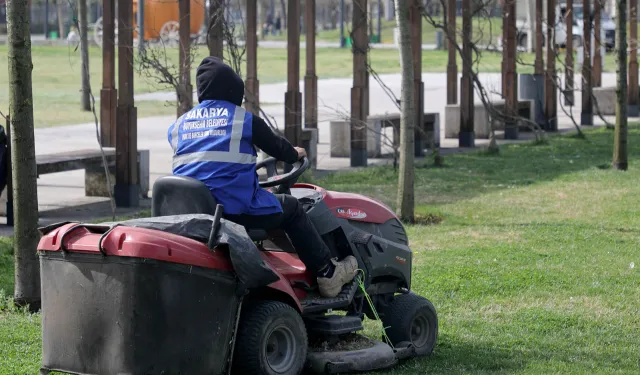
[168, 99, 282, 215]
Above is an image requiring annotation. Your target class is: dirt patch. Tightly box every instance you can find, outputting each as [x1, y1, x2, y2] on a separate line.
[309, 333, 376, 352]
[414, 213, 444, 226]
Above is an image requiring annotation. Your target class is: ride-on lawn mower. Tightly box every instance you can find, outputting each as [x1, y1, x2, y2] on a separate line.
[37, 157, 438, 375]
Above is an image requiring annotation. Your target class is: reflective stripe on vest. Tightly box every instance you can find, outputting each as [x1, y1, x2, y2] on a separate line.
[171, 105, 255, 169]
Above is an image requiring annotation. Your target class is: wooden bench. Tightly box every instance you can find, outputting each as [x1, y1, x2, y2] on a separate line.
[36, 148, 150, 198]
[330, 112, 440, 158]
[1, 148, 150, 226]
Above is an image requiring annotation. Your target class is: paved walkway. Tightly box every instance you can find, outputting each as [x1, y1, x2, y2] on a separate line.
[0, 71, 617, 233]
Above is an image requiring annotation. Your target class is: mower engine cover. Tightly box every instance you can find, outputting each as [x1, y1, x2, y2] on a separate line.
[36, 215, 278, 375]
[107, 213, 280, 290]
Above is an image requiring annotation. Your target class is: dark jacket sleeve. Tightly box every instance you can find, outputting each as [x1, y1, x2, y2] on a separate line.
[251, 115, 299, 164]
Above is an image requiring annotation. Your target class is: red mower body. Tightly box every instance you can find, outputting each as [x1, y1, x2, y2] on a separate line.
[37, 183, 398, 311]
[36, 179, 417, 375]
[38, 223, 310, 311]
[294, 183, 397, 224]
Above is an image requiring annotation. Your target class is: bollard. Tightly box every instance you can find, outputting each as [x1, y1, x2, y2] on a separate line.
[519, 74, 546, 129]
[435, 30, 444, 50]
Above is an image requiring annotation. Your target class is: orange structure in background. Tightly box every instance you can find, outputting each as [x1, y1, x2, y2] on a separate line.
[94, 0, 205, 46]
[134, 0, 205, 41]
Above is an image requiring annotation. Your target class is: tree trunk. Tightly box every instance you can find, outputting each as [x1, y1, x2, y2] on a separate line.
[79, 0, 91, 111]
[7, 0, 41, 309]
[613, 0, 628, 170]
[178, 0, 193, 117]
[330, 4, 337, 29]
[394, 0, 415, 222]
[207, 0, 224, 58]
[56, 0, 65, 38]
[280, 0, 287, 29]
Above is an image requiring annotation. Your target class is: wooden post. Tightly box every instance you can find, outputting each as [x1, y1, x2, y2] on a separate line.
[351, 0, 368, 166]
[504, 0, 518, 139]
[501, 0, 507, 97]
[284, 0, 302, 146]
[44, 0, 49, 38]
[377, 0, 381, 41]
[115, 0, 139, 207]
[593, 0, 602, 87]
[79, 0, 91, 111]
[534, 0, 544, 75]
[581, 0, 593, 125]
[246, 0, 260, 115]
[137, 0, 144, 51]
[340, 0, 345, 47]
[459, 0, 474, 147]
[178, 0, 192, 117]
[99, 0, 116, 147]
[446, 0, 457, 105]
[4, 116, 12, 226]
[565, 0, 574, 105]
[629, 0, 639, 116]
[545, 0, 558, 131]
[304, 0, 317, 130]
[613, 0, 629, 170]
[207, 0, 224, 58]
[368, 0, 374, 36]
[410, 0, 425, 155]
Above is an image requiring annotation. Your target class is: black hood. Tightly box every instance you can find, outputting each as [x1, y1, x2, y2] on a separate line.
[196, 57, 245, 106]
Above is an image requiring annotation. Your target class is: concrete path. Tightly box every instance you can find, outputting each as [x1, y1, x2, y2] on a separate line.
[0, 71, 617, 234]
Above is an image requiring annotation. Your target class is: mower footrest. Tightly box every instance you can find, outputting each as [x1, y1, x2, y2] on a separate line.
[301, 277, 360, 314]
[304, 315, 364, 336]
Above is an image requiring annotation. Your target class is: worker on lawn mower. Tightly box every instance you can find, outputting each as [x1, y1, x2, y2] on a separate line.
[167, 56, 358, 298]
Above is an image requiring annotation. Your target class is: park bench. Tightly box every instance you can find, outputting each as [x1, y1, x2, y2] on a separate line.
[329, 112, 440, 158]
[0, 148, 150, 226]
[444, 99, 535, 139]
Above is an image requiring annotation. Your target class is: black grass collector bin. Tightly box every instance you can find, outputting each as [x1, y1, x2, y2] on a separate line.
[38, 222, 243, 375]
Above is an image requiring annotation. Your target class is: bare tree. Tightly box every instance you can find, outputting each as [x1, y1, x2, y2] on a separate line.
[420, 0, 614, 152]
[394, 0, 415, 222]
[136, 41, 199, 119]
[137, 1, 247, 119]
[208, 0, 225, 57]
[7, 0, 41, 309]
[613, 0, 628, 170]
[56, 0, 66, 38]
[79, 0, 91, 111]
[426, 7, 546, 153]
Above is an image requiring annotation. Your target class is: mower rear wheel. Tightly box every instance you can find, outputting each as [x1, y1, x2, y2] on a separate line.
[232, 301, 308, 375]
[381, 292, 438, 356]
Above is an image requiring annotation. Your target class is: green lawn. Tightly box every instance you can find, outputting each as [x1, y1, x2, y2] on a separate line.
[264, 17, 503, 46]
[2, 126, 640, 374]
[268, 15, 640, 48]
[0, 43, 620, 128]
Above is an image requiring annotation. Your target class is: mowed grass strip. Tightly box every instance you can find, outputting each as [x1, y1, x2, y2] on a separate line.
[2, 127, 640, 374]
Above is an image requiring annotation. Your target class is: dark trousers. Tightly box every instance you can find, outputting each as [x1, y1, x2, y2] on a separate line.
[224, 194, 332, 275]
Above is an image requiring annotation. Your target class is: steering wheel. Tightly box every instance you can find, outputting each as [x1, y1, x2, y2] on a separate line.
[257, 156, 309, 188]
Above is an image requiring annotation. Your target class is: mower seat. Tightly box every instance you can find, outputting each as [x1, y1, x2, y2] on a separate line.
[152, 175, 269, 242]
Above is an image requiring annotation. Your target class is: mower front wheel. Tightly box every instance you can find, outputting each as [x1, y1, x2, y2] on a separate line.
[381, 292, 438, 356]
[232, 300, 308, 375]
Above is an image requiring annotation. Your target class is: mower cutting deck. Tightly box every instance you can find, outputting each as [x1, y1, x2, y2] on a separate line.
[37, 157, 438, 375]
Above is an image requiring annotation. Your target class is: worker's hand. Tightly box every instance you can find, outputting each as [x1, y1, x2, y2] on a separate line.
[295, 147, 307, 160]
